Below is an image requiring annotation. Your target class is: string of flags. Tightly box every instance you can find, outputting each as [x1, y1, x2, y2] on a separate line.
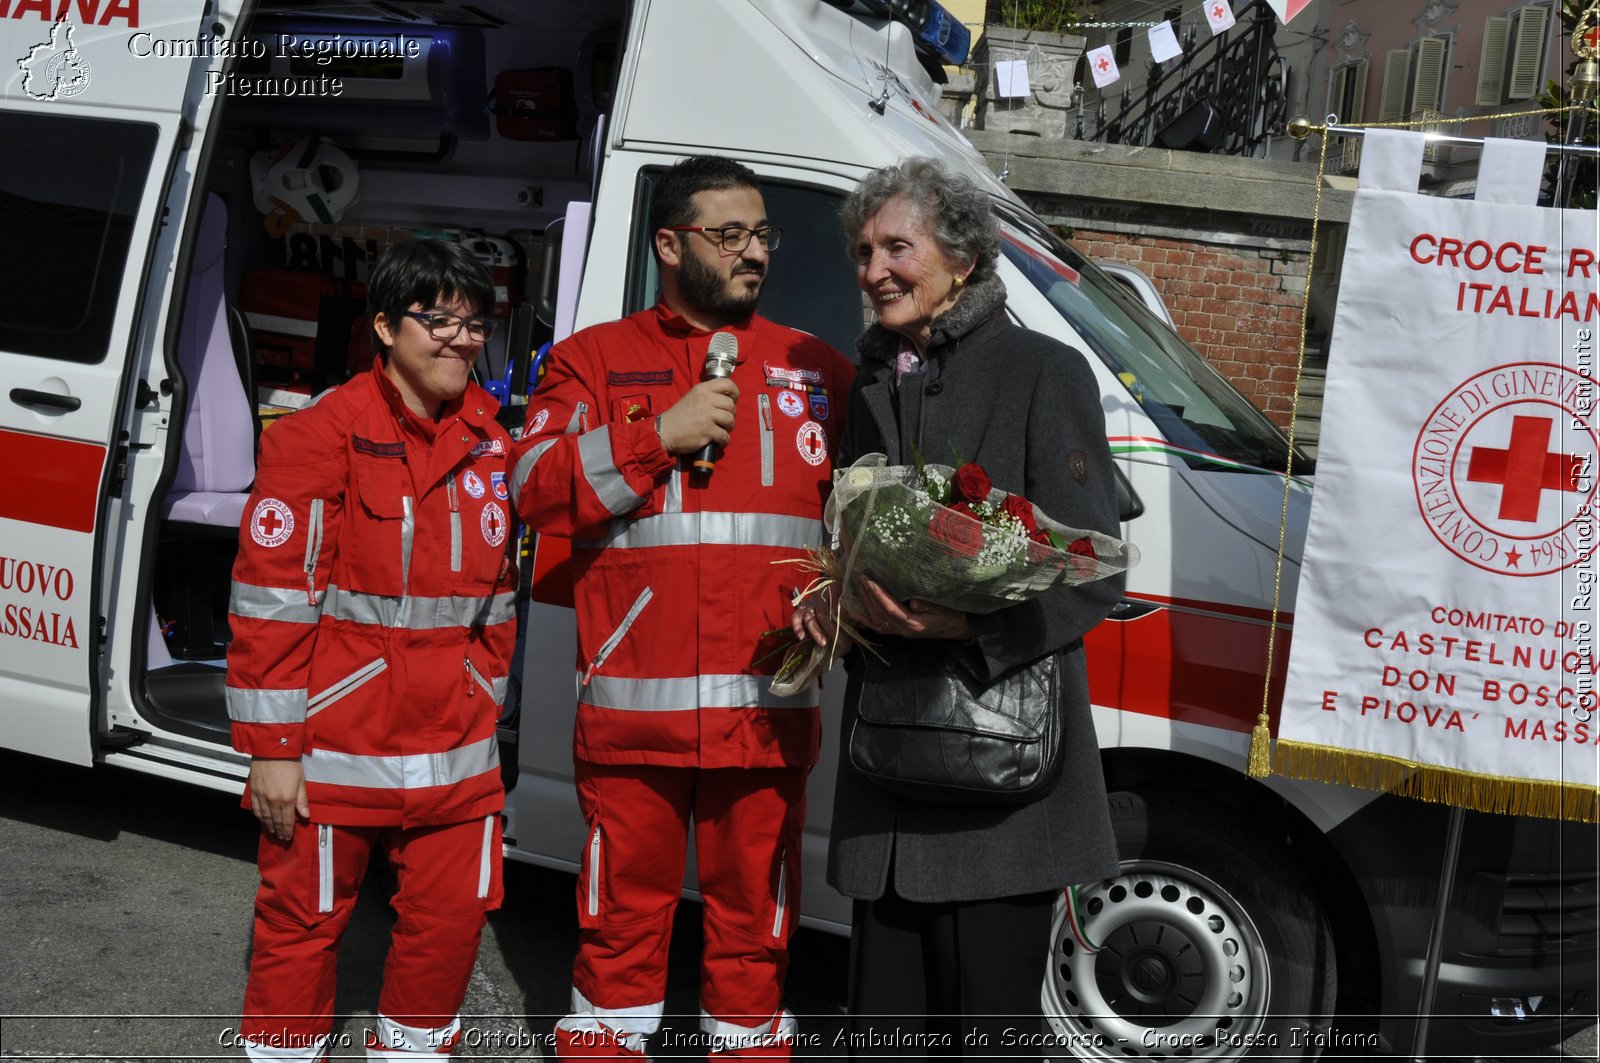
[1083, 0, 1238, 91]
[992, 0, 1314, 97]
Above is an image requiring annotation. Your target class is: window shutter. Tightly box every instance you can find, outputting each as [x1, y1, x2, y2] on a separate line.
[1348, 58, 1368, 121]
[1411, 36, 1448, 115]
[1379, 48, 1410, 121]
[1506, 5, 1550, 101]
[1329, 64, 1350, 120]
[1477, 16, 1510, 106]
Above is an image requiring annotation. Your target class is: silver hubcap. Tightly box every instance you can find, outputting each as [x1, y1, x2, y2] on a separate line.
[1043, 861, 1271, 1060]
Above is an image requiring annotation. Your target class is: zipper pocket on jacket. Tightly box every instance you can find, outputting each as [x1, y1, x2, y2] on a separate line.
[586, 824, 602, 917]
[772, 847, 788, 938]
[447, 476, 462, 573]
[303, 499, 325, 606]
[307, 657, 387, 716]
[758, 394, 774, 487]
[464, 657, 505, 704]
[318, 824, 333, 913]
[566, 401, 590, 434]
[582, 586, 652, 686]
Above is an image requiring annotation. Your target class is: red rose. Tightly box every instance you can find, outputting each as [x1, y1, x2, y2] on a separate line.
[951, 463, 993, 504]
[1067, 536, 1098, 578]
[1001, 495, 1038, 537]
[929, 506, 983, 558]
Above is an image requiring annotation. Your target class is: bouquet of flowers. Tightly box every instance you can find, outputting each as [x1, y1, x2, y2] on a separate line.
[765, 453, 1138, 694]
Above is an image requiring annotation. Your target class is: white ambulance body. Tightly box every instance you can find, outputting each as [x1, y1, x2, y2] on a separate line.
[0, 1, 1590, 1057]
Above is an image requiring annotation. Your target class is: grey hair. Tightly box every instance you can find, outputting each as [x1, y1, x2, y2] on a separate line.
[840, 157, 1001, 286]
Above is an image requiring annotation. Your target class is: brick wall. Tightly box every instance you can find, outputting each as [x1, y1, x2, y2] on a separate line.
[1069, 230, 1311, 429]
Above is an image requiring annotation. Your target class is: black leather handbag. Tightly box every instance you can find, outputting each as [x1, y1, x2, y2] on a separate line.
[848, 647, 1063, 803]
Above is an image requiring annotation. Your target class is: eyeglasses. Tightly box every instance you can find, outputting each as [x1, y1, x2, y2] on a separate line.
[402, 310, 497, 342]
[668, 225, 782, 253]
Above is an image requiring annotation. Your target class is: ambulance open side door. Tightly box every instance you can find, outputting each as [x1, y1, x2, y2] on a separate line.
[0, 2, 247, 765]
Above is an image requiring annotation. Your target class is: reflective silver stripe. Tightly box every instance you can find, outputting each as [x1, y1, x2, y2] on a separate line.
[510, 437, 558, 502]
[301, 735, 500, 790]
[398, 496, 414, 628]
[481, 591, 517, 627]
[321, 585, 510, 631]
[577, 426, 640, 517]
[242, 1032, 330, 1062]
[574, 511, 823, 552]
[229, 582, 324, 625]
[758, 394, 774, 487]
[465, 658, 508, 705]
[579, 673, 819, 712]
[582, 586, 652, 685]
[303, 498, 325, 605]
[447, 477, 461, 573]
[478, 815, 495, 899]
[226, 686, 308, 724]
[307, 657, 387, 716]
[318, 825, 333, 913]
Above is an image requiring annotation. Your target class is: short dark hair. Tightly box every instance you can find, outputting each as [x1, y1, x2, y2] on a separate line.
[368, 239, 495, 357]
[648, 155, 762, 250]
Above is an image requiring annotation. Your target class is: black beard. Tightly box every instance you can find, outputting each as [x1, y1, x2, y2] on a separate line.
[677, 246, 763, 320]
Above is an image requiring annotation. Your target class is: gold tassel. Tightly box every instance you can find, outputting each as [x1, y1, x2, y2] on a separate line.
[1271, 740, 1600, 823]
[1246, 712, 1273, 777]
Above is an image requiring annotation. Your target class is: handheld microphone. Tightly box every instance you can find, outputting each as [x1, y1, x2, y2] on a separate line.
[691, 331, 739, 475]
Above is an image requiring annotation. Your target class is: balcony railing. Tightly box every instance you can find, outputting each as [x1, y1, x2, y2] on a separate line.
[1083, 0, 1289, 157]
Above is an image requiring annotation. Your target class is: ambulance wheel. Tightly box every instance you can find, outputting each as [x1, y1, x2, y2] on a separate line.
[1042, 790, 1336, 1059]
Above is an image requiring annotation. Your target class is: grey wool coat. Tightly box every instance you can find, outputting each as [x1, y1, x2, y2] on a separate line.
[826, 275, 1125, 904]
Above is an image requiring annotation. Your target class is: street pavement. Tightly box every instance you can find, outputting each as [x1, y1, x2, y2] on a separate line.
[0, 748, 1592, 1061]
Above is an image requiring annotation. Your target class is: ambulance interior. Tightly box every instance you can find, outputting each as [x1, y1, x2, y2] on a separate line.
[141, 0, 630, 746]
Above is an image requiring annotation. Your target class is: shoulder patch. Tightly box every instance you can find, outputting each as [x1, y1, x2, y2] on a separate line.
[352, 436, 406, 458]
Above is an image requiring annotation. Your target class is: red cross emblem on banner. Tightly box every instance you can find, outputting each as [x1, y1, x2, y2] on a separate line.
[1213, 3, 1226, 18]
[1465, 415, 1582, 522]
[1096, 56, 1110, 72]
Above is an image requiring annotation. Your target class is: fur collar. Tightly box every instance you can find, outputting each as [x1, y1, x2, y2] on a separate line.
[856, 274, 1009, 369]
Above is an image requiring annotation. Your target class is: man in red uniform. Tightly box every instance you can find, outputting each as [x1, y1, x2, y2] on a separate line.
[512, 156, 854, 1058]
[227, 240, 519, 1061]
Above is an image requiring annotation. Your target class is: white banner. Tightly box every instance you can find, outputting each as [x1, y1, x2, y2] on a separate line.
[1277, 131, 1600, 821]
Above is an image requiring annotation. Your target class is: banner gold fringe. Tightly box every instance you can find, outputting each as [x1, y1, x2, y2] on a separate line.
[1272, 741, 1600, 823]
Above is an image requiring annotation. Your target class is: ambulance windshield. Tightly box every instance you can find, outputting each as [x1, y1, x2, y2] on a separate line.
[998, 216, 1311, 476]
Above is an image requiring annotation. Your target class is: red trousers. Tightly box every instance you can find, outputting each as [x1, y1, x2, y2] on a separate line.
[241, 816, 503, 1061]
[556, 762, 807, 1059]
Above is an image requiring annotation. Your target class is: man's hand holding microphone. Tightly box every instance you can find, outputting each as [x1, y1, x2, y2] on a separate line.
[657, 332, 740, 474]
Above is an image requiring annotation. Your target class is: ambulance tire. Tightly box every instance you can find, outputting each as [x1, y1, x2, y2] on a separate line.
[1042, 789, 1337, 1060]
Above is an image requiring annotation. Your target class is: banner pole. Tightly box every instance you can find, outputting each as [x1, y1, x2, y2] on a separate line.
[1410, 804, 1466, 1063]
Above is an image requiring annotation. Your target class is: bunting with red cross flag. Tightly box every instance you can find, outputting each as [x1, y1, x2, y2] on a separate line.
[1274, 130, 1600, 822]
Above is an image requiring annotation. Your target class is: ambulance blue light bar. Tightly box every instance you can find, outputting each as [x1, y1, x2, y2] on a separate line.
[843, 1, 972, 67]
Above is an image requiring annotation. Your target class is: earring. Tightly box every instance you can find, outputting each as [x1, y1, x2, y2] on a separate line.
[953, 275, 966, 288]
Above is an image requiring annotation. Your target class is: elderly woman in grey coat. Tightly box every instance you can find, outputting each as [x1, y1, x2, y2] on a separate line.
[792, 158, 1124, 1053]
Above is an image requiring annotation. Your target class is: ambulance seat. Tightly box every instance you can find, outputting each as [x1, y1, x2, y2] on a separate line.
[165, 193, 255, 529]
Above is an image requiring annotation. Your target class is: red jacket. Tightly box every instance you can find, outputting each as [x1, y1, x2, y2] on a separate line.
[512, 305, 854, 769]
[227, 362, 519, 826]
